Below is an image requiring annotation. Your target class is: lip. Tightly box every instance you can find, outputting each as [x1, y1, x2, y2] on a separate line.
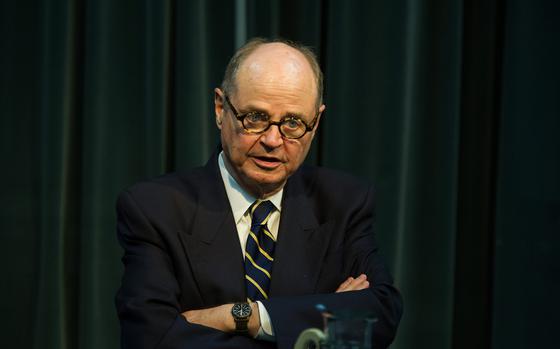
[251, 156, 282, 170]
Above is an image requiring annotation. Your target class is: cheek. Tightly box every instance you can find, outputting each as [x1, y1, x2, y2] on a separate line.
[284, 142, 310, 169]
[235, 135, 259, 157]
[222, 128, 258, 162]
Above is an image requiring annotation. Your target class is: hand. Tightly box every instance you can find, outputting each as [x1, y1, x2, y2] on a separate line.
[336, 274, 370, 293]
[182, 302, 261, 337]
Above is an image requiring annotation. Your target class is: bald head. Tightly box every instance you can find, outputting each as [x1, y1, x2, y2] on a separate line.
[221, 38, 324, 108]
[236, 43, 318, 105]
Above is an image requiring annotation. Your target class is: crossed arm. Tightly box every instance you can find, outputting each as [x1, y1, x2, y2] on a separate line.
[117, 180, 402, 349]
[182, 274, 370, 337]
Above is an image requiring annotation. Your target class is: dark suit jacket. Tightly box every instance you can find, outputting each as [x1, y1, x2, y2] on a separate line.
[116, 152, 402, 349]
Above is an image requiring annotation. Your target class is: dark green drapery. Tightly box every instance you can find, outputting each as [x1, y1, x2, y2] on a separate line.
[1, 1, 558, 348]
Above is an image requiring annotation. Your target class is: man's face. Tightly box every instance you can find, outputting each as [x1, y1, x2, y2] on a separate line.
[215, 43, 325, 198]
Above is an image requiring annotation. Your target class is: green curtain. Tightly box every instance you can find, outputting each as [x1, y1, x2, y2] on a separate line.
[322, 1, 463, 347]
[1, 0, 558, 348]
[492, 1, 560, 348]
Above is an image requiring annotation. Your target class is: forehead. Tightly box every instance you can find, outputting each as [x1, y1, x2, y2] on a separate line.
[240, 44, 312, 80]
[234, 43, 318, 112]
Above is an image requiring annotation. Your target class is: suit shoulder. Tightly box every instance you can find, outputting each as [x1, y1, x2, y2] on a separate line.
[297, 165, 373, 194]
[292, 166, 375, 222]
[118, 166, 207, 205]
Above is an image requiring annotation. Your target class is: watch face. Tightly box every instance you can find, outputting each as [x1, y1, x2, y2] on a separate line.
[232, 303, 252, 318]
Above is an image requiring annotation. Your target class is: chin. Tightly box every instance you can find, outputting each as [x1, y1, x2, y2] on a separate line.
[245, 171, 287, 194]
[252, 169, 287, 182]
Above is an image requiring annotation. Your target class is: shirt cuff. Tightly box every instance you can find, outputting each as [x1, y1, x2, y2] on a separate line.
[255, 301, 275, 341]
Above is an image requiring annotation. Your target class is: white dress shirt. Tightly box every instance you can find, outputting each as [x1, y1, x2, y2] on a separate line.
[218, 152, 282, 340]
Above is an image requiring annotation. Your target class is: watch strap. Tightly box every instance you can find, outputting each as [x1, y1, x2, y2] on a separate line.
[234, 318, 249, 334]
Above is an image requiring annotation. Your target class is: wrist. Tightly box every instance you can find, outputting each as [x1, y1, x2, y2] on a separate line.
[248, 302, 261, 337]
[231, 302, 253, 334]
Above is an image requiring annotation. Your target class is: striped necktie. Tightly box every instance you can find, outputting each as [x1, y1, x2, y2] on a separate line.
[245, 200, 276, 301]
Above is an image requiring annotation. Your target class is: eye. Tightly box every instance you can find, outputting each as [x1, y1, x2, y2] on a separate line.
[246, 112, 269, 123]
[283, 117, 304, 130]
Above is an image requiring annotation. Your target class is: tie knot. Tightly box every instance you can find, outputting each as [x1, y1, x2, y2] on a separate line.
[251, 200, 275, 227]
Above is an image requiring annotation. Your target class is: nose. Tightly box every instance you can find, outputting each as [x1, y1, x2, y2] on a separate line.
[259, 124, 284, 148]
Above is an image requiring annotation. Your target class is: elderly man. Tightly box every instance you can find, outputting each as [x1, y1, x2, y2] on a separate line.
[116, 38, 402, 349]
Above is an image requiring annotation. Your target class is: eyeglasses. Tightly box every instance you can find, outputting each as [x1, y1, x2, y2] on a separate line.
[224, 95, 319, 139]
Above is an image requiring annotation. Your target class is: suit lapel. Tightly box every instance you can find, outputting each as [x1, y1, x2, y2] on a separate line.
[270, 171, 334, 297]
[178, 155, 333, 303]
[178, 154, 246, 306]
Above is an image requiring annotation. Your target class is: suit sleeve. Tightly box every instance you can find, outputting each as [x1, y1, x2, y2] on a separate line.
[115, 190, 273, 349]
[261, 185, 403, 349]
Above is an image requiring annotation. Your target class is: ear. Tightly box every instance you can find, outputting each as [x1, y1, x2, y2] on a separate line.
[313, 104, 326, 131]
[214, 88, 225, 129]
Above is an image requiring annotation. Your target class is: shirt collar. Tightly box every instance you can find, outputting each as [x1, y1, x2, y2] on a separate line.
[218, 152, 283, 224]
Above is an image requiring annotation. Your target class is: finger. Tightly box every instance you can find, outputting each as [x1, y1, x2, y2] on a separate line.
[336, 277, 354, 291]
[336, 277, 354, 292]
[338, 275, 370, 292]
[347, 274, 367, 286]
[345, 279, 369, 291]
[355, 280, 370, 290]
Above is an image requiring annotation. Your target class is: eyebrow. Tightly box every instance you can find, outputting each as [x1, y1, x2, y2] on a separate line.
[239, 104, 309, 121]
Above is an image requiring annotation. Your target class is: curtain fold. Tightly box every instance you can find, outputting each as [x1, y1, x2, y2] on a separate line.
[320, 2, 464, 348]
[32, 0, 81, 348]
[1, 0, 558, 348]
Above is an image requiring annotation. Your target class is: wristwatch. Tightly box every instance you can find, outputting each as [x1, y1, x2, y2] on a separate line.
[231, 302, 252, 334]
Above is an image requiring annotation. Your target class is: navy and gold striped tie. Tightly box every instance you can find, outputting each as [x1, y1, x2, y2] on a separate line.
[245, 200, 276, 301]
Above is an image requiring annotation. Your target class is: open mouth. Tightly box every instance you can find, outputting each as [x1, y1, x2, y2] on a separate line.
[252, 156, 282, 169]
